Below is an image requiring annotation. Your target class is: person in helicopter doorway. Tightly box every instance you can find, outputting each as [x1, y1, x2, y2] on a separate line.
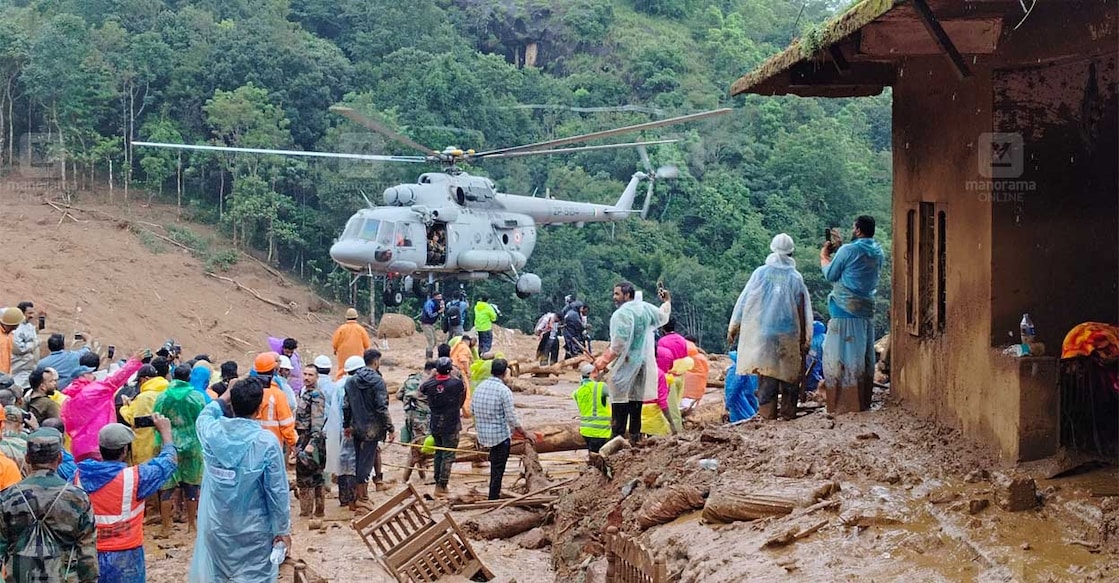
[427, 225, 447, 265]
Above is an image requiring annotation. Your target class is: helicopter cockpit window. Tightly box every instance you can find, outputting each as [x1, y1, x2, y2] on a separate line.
[342, 216, 362, 239]
[358, 219, 380, 241]
[395, 223, 414, 248]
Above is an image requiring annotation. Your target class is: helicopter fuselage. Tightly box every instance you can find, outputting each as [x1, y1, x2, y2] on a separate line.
[328, 170, 641, 282]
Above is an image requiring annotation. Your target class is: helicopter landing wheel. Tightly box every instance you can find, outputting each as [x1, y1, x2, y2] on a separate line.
[516, 290, 532, 299]
[412, 278, 431, 298]
[382, 289, 404, 307]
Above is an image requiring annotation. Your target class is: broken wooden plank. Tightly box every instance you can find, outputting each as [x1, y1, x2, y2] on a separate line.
[763, 518, 829, 548]
[461, 507, 549, 540]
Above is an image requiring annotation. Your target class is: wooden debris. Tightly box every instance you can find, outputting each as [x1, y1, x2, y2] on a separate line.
[703, 479, 840, 524]
[763, 518, 829, 548]
[449, 496, 557, 511]
[461, 507, 549, 540]
[456, 424, 587, 462]
[480, 476, 577, 516]
[206, 272, 296, 313]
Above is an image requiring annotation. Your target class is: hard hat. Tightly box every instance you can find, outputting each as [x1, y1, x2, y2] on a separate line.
[254, 351, 280, 374]
[345, 308, 359, 320]
[0, 307, 24, 327]
[278, 355, 293, 371]
[343, 355, 364, 373]
[313, 355, 332, 370]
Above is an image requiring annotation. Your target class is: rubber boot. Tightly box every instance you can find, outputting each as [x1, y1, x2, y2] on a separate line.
[314, 486, 325, 518]
[759, 400, 778, 420]
[186, 499, 198, 534]
[158, 500, 174, 538]
[298, 488, 314, 517]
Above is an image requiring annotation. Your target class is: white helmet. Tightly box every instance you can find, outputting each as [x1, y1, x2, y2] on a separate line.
[344, 355, 364, 373]
[313, 355, 332, 371]
[278, 355, 293, 371]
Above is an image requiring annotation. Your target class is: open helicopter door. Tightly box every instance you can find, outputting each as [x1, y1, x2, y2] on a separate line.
[424, 222, 448, 267]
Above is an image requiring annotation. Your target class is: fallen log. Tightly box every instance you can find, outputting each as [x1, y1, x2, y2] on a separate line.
[456, 423, 587, 463]
[517, 356, 590, 377]
[520, 440, 553, 493]
[763, 518, 829, 548]
[461, 507, 548, 540]
[449, 497, 557, 511]
[206, 272, 296, 313]
[702, 479, 839, 524]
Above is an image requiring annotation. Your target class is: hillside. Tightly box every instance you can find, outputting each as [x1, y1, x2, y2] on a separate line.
[0, 0, 892, 349]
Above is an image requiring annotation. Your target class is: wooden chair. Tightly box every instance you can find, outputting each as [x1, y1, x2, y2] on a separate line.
[351, 485, 435, 571]
[384, 514, 494, 582]
[605, 527, 668, 583]
[352, 485, 493, 582]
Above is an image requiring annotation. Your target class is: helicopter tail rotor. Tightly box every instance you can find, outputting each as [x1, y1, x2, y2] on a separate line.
[636, 145, 679, 220]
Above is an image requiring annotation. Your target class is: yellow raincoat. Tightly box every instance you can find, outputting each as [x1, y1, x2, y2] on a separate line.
[119, 376, 169, 463]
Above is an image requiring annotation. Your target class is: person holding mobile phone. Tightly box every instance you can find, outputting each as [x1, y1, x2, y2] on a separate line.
[10, 302, 41, 392]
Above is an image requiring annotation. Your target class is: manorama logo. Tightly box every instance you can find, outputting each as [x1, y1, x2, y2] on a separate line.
[18, 132, 63, 179]
[967, 132, 1036, 202]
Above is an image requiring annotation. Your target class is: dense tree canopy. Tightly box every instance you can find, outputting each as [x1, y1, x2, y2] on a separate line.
[0, 0, 893, 349]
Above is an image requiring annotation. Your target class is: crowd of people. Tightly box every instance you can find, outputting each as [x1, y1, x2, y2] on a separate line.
[0, 213, 884, 582]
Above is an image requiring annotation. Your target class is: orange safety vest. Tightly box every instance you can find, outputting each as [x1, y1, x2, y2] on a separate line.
[76, 466, 145, 551]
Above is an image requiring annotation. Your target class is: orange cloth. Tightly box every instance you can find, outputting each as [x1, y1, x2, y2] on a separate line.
[683, 342, 710, 402]
[83, 466, 145, 551]
[332, 322, 371, 380]
[254, 382, 297, 447]
[450, 341, 473, 417]
[0, 330, 11, 375]
[1061, 322, 1119, 361]
[0, 454, 19, 490]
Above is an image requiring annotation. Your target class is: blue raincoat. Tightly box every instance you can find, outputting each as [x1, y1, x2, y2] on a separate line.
[805, 321, 826, 392]
[821, 238, 884, 319]
[189, 402, 291, 583]
[724, 351, 758, 422]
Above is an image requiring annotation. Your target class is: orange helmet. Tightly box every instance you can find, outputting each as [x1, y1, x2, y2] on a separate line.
[254, 351, 280, 374]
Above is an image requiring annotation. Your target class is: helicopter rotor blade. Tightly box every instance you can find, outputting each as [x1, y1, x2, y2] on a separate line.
[329, 106, 441, 158]
[637, 144, 652, 174]
[640, 179, 654, 220]
[656, 165, 679, 179]
[479, 139, 678, 160]
[472, 108, 732, 159]
[131, 141, 428, 163]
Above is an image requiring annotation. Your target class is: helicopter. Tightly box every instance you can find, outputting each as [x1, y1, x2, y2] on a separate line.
[135, 105, 730, 306]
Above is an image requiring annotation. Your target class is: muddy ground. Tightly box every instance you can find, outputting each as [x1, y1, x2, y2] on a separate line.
[3, 185, 1116, 581]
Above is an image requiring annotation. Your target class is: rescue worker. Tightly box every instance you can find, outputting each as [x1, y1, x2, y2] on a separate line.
[593, 282, 672, 442]
[334, 356, 364, 511]
[420, 357, 466, 499]
[73, 419, 178, 582]
[681, 336, 710, 411]
[208, 361, 238, 400]
[398, 361, 434, 484]
[819, 216, 884, 414]
[563, 302, 590, 359]
[0, 427, 98, 582]
[342, 348, 395, 503]
[0, 307, 23, 375]
[251, 352, 297, 450]
[189, 379, 291, 583]
[332, 308, 371, 380]
[473, 295, 499, 354]
[449, 335, 476, 417]
[729, 233, 812, 420]
[444, 292, 468, 339]
[420, 293, 444, 359]
[295, 365, 327, 518]
[153, 364, 207, 535]
[470, 359, 535, 500]
[534, 312, 561, 365]
[62, 349, 146, 462]
[0, 408, 28, 476]
[572, 363, 611, 454]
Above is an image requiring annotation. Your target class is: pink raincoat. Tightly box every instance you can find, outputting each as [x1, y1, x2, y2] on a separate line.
[62, 358, 144, 461]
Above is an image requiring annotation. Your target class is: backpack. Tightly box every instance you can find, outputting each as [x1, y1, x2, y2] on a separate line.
[13, 484, 78, 578]
[445, 303, 462, 328]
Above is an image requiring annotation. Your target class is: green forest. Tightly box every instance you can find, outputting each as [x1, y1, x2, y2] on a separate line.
[0, 0, 893, 350]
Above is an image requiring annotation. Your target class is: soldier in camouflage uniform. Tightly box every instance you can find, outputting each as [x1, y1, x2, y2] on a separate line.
[0, 427, 98, 582]
[398, 361, 435, 483]
[295, 365, 327, 517]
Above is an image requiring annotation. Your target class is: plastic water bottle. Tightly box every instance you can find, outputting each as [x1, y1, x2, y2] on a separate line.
[698, 459, 719, 471]
[1020, 313, 1036, 344]
[269, 541, 287, 565]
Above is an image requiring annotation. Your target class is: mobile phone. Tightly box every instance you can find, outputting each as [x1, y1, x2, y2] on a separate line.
[133, 415, 155, 428]
[107, 345, 116, 360]
[824, 228, 831, 243]
[22, 411, 31, 422]
[74, 333, 83, 341]
[37, 315, 45, 331]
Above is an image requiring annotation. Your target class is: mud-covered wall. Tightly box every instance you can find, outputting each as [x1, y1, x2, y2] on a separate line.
[891, 4, 1117, 461]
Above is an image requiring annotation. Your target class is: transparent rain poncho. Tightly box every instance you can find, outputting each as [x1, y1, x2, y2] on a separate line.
[322, 376, 344, 476]
[607, 292, 671, 403]
[730, 254, 813, 384]
[189, 402, 291, 583]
